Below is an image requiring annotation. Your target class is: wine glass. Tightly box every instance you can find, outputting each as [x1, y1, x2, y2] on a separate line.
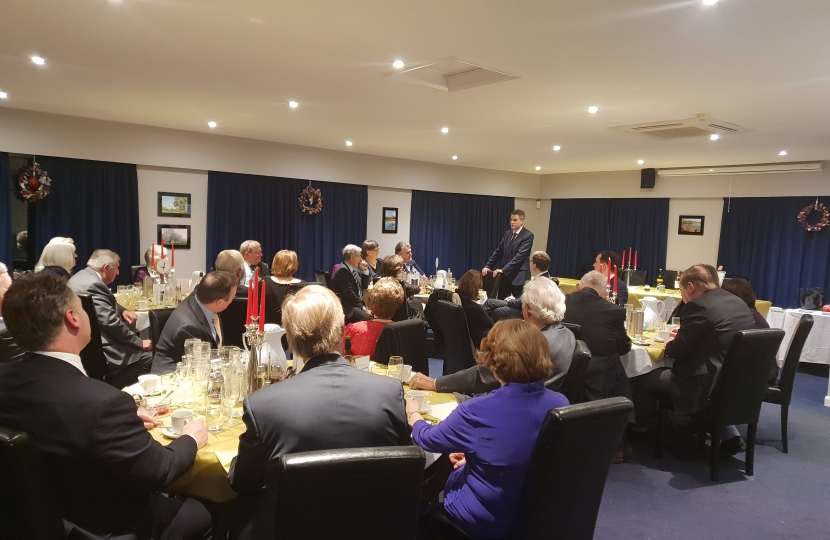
[387, 356, 403, 379]
[178, 365, 194, 408]
[222, 378, 242, 427]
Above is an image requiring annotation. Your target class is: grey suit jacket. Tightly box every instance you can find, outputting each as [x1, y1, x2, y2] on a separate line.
[68, 267, 144, 367]
[228, 353, 411, 495]
[151, 293, 218, 374]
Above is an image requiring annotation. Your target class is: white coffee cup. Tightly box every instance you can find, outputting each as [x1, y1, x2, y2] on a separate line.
[657, 330, 671, 341]
[138, 374, 160, 394]
[400, 364, 413, 383]
[407, 390, 426, 410]
[137, 299, 148, 310]
[170, 410, 194, 435]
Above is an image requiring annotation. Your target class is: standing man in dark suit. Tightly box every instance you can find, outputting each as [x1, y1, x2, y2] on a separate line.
[593, 250, 628, 306]
[483, 209, 534, 299]
[332, 244, 373, 324]
[152, 270, 238, 374]
[485, 251, 558, 322]
[240, 240, 270, 284]
[0, 273, 211, 539]
[632, 265, 755, 454]
[68, 249, 153, 388]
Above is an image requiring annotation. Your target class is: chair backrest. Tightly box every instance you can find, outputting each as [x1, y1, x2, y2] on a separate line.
[627, 269, 647, 287]
[660, 270, 681, 289]
[257, 446, 425, 540]
[482, 272, 502, 299]
[130, 265, 142, 283]
[435, 300, 476, 375]
[511, 397, 633, 540]
[313, 270, 334, 290]
[777, 315, 814, 402]
[217, 298, 248, 348]
[77, 294, 107, 381]
[555, 340, 591, 403]
[561, 322, 582, 341]
[710, 329, 786, 426]
[374, 319, 429, 374]
[148, 308, 175, 357]
[424, 289, 456, 351]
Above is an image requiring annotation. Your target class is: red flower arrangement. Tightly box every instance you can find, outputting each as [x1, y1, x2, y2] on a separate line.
[797, 203, 830, 232]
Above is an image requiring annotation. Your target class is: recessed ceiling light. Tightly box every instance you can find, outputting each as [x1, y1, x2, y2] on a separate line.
[0, 91, 7, 99]
[710, 134, 720, 141]
[393, 60, 404, 69]
[441, 127, 449, 134]
[31, 56, 45, 65]
[703, 0, 719, 5]
[288, 101, 298, 108]
[535, 166, 542, 171]
[637, 160, 645, 165]
[346, 140, 353, 147]
[553, 145, 561, 151]
[207, 121, 217, 128]
[588, 106, 599, 114]
[779, 150, 787, 156]
[709, 169, 714, 172]
[452, 155, 458, 160]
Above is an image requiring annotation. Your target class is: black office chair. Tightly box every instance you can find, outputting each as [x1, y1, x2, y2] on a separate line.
[555, 340, 591, 403]
[655, 329, 785, 481]
[424, 290, 457, 353]
[481, 273, 502, 299]
[148, 308, 175, 357]
[130, 265, 143, 283]
[660, 270, 681, 289]
[313, 270, 334, 290]
[764, 315, 813, 453]
[430, 397, 633, 540]
[622, 268, 647, 286]
[434, 300, 476, 376]
[77, 294, 108, 382]
[561, 322, 582, 341]
[255, 446, 425, 540]
[217, 298, 248, 348]
[374, 319, 430, 374]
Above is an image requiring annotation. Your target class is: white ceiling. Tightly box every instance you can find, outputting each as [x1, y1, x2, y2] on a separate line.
[1, 0, 830, 174]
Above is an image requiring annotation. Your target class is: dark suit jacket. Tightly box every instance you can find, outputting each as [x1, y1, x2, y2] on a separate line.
[461, 298, 494, 349]
[503, 271, 554, 311]
[151, 293, 218, 374]
[485, 228, 534, 286]
[665, 288, 755, 414]
[228, 353, 411, 495]
[563, 289, 632, 402]
[246, 261, 270, 279]
[68, 267, 144, 367]
[612, 276, 628, 306]
[0, 328, 23, 363]
[332, 265, 371, 322]
[0, 354, 198, 537]
[235, 284, 249, 298]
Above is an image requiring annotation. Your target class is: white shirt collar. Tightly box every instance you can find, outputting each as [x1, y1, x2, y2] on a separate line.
[34, 351, 88, 377]
[513, 226, 523, 235]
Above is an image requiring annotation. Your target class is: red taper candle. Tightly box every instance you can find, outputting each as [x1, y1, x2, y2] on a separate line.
[160, 237, 164, 254]
[607, 258, 611, 285]
[246, 278, 253, 325]
[258, 281, 266, 332]
[634, 251, 638, 269]
[629, 247, 633, 268]
[613, 266, 618, 293]
[171, 243, 175, 267]
[150, 245, 155, 267]
[621, 250, 626, 268]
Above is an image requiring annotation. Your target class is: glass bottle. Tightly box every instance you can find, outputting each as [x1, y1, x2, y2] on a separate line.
[344, 335, 356, 367]
[675, 270, 681, 290]
[656, 269, 665, 293]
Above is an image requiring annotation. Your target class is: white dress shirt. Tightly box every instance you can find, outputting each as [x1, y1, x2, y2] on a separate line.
[34, 351, 88, 377]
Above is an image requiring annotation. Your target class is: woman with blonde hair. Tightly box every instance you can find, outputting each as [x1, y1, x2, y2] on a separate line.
[34, 242, 77, 276]
[264, 250, 308, 325]
[342, 277, 404, 359]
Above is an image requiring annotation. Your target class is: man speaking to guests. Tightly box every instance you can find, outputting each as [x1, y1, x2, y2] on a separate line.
[482, 209, 534, 299]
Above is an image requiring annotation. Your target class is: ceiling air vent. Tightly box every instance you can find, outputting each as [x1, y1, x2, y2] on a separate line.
[388, 56, 520, 92]
[609, 114, 751, 140]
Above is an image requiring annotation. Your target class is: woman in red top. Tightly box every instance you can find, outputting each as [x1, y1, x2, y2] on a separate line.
[344, 277, 405, 359]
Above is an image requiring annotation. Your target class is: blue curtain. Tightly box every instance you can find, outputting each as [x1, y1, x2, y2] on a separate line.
[29, 156, 140, 286]
[410, 190, 513, 276]
[546, 198, 669, 282]
[206, 171, 367, 281]
[0, 153, 10, 269]
[718, 197, 830, 308]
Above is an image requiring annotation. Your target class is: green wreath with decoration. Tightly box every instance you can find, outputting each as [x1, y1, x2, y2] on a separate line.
[797, 202, 830, 232]
[299, 185, 322, 215]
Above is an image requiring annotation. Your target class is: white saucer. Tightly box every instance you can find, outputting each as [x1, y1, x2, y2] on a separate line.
[142, 388, 164, 397]
[161, 427, 182, 439]
[420, 404, 431, 414]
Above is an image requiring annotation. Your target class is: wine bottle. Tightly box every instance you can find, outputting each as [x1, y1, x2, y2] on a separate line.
[344, 335, 356, 367]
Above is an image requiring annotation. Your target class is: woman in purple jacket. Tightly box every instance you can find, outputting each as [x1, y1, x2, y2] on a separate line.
[407, 319, 569, 539]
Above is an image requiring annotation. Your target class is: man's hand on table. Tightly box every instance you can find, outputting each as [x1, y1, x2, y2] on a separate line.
[449, 453, 466, 470]
[182, 420, 209, 449]
[137, 409, 162, 430]
[122, 310, 138, 325]
[409, 373, 436, 391]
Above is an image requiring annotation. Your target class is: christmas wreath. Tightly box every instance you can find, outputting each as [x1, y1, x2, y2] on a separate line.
[797, 202, 830, 232]
[14, 161, 52, 202]
[299, 185, 322, 215]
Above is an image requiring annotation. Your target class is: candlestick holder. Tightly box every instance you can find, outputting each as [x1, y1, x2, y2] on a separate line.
[243, 316, 266, 395]
[625, 265, 631, 289]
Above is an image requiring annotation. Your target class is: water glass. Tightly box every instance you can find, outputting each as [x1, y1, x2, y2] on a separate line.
[177, 365, 194, 407]
[222, 378, 242, 427]
[388, 356, 403, 378]
[205, 385, 225, 433]
[184, 338, 202, 358]
[672, 317, 681, 327]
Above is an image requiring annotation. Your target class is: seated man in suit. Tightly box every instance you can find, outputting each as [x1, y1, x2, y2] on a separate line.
[395, 241, 425, 276]
[240, 239, 270, 283]
[68, 249, 152, 389]
[152, 270, 238, 374]
[216, 249, 249, 298]
[632, 265, 755, 455]
[332, 244, 373, 324]
[228, 285, 411, 534]
[485, 250, 557, 322]
[482, 209, 534, 299]
[593, 250, 628, 306]
[410, 277, 574, 396]
[0, 273, 210, 539]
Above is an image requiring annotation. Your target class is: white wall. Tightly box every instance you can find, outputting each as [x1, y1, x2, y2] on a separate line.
[665, 198, 724, 271]
[366, 187, 412, 257]
[515, 198, 551, 254]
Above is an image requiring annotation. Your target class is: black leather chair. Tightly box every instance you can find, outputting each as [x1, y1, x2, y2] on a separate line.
[313, 270, 334, 290]
[660, 270, 681, 289]
[130, 265, 143, 283]
[255, 446, 425, 540]
[148, 308, 175, 357]
[374, 319, 430, 374]
[655, 329, 786, 481]
[555, 340, 591, 403]
[481, 272, 502, 299]
[434, 300, 476, 376]
[217, 297, 248, 348]
[764, 314, 813, 453]
[425, 290, 457, 353]
[561, 322, 582, 341]
[77, 294, 108, 382]
[430, 397, 633, 540]
[622, 268, 647, 287]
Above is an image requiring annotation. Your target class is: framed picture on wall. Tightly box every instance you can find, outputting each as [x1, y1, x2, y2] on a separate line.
[678, 215, 705, 236]
[157, 192, 192, 218]
[158, 224, 191, 249]
[383, 207, 398, 234]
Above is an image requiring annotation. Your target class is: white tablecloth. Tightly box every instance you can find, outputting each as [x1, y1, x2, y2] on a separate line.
[621, 346, 673, 378]
[770, 309, 830, 367]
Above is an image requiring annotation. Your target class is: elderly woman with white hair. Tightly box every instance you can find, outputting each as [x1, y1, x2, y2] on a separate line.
[34, 242, 78, 276]
[410, 276, 575, 396]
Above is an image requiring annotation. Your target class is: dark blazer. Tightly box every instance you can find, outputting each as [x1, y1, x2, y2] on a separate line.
[461, 298, 494, 349]
[332, 265, 371, 322]
[503, 271, 554, 311]
[228, 353, 411, 495]
[485, 228, 534, 286]
[151, 292, 218, 374]
[264, 279, 309, 325]
[563, 289, 632, 402]
[403, 259, 425, 275]
[68, 267, 144, 367]
[235, 284, 249, 298]
[0, 354, 198, 537]
[0, 328, 23, 363]
[665, 288, 755, 414]
[612, 276, 628, 306]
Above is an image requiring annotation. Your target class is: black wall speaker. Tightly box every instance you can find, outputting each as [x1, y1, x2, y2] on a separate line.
[640, 168, 656, 189]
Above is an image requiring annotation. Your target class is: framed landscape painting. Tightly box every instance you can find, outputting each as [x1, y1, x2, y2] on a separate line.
[158, 224, 191, 249]
[157, 192, 192, 218]
[383, 207, 398, 234]
[678, 215, 705, 236]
